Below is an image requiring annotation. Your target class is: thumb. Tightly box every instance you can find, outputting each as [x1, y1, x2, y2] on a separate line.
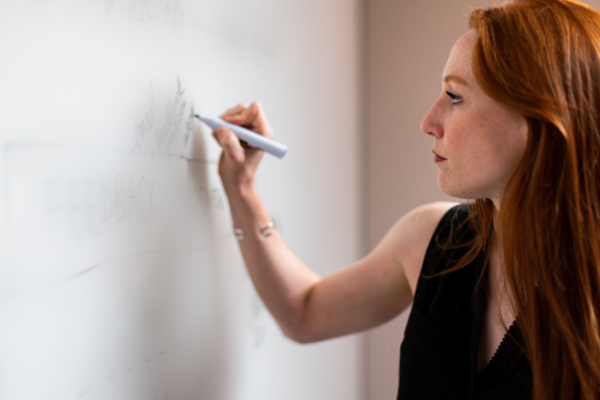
[216, 127, 245, 164]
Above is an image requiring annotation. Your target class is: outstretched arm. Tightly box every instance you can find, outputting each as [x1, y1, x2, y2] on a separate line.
[212, 102, 456, 342]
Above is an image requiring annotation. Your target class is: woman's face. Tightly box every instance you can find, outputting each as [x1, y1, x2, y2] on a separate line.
[420, 29, 528, 204]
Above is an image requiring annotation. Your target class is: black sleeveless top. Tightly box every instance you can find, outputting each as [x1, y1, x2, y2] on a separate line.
[397, 205, 532, 400]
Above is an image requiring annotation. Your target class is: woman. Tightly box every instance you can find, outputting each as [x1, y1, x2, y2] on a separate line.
[211, 0, 600, 398]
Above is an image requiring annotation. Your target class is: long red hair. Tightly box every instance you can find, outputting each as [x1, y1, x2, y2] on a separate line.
[456, 0, 600, 398]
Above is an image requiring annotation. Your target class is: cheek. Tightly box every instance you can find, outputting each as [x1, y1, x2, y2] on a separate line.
[470, 116, 527, 187]
[440, 113, 527, 197]
[447, 121, 493, 171]
[450, 143, 499, 189]
[489, 113, 528, 169]
[435, 84, 529, 198]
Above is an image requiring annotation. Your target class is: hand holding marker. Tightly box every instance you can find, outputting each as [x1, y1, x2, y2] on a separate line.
[195, 115, 288, 159]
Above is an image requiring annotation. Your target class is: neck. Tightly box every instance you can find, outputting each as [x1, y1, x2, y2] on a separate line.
[491, 197, 501, 240]
[486, 198, 515, 327]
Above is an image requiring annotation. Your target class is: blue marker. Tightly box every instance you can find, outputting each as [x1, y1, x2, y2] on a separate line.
[195, 115, 288, 159]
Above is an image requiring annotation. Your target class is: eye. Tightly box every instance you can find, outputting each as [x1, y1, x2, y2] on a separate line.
[445, 91, 462, 105]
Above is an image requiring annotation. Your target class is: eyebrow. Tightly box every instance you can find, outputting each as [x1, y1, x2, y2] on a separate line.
[443, 74, 469, 86]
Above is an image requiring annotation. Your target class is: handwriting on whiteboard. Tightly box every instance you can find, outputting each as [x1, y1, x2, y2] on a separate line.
[155, 79, 187, 154]
[45, 174, 160, 239]
[133, 78, 193, 157]
[165, 0, 185, 29]
[3, 145, 228, 294]
[103, 0, 184, 29]
[104, 0, 153, 21]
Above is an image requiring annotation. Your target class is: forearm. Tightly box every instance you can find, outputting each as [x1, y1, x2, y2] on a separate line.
[227, 184, 321, 338]
[210, 102, 406, 342]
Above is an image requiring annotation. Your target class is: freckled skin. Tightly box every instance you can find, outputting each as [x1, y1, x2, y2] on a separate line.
[421, 30, 528, 203]
[422, 30, 529, 372]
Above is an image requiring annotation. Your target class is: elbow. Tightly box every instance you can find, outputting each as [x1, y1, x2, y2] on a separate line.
[280, 284, 323, 344]
[281, 324, 319, 344]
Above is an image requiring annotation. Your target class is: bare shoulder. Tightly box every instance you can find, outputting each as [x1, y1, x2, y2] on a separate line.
[376, 201, 459, 294]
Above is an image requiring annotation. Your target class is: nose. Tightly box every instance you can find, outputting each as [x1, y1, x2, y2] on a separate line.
[420, 98, 443, 138]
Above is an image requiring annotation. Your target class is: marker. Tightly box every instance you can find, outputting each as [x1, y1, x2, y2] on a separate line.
[195, 115, 288, 159]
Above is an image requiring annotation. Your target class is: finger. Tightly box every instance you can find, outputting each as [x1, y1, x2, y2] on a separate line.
[247, 102, 273, 139]
[220, 104, 246, 119]
[211, 129, 221, 146]
[215, 127, 245, 164]
[228, 102, 259, 125]
[213, 128, 254, 152]
[226, 102, 274, 139]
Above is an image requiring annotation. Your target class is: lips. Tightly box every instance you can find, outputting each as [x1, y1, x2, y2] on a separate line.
[432, 150, 447, 163]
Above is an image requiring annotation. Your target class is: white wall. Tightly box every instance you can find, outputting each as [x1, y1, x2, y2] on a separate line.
[9, 0, 600, 398]
[0, 1, 366, 399]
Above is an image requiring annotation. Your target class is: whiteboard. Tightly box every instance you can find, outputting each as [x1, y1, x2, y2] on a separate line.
[0, 1, 364, 400]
